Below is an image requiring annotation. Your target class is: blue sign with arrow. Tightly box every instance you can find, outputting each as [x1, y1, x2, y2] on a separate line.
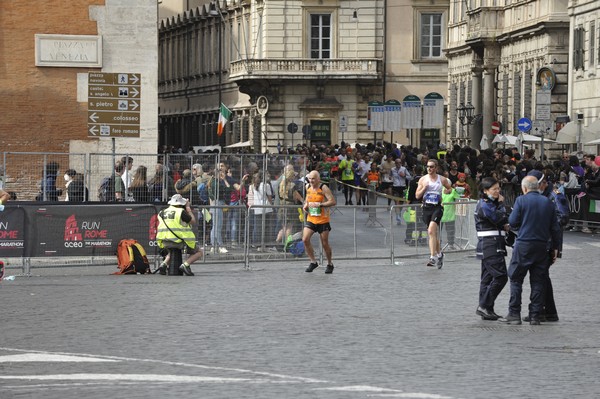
[517, 117, 532, 133]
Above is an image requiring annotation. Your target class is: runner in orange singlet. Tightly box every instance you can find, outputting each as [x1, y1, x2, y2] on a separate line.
[302, 170, 336, 274]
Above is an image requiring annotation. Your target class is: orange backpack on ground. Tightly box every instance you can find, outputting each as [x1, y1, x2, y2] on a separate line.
[114, 239, 151, 275]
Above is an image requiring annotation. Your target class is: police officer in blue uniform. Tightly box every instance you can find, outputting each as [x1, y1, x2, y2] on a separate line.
[499, 176, 561, 325]
[474, 177, 510, 320]
[522, 170, 563, 322]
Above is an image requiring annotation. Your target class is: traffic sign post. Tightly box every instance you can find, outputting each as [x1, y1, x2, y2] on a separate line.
[287, 122, 298, 148]
[88, 72, 141, 138]
[339, 115, 348, 144]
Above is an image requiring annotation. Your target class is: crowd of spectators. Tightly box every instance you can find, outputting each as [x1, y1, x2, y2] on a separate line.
[15, 140, 600, 249]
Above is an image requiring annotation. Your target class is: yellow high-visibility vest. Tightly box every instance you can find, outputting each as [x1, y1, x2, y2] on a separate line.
[156, 206, 196, 249]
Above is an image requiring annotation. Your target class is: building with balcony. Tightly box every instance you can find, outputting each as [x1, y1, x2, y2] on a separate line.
[446, 0, 570, 149]
[159, 0, 384, 152]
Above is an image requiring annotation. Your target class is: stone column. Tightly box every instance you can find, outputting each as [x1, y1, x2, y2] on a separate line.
[471, 63, 483, 148]
[481, 44, 501, 149]
[480, 68, 495, 148]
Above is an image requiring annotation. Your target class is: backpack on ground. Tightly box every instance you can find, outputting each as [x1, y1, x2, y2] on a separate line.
[113, 239, 151, 275]
[284, 232, 304, 257]
[98, 175, 115, 202]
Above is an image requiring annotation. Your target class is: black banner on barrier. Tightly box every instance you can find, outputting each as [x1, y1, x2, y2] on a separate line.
[28, 205, 159, 257]
[0, 207, 26, 257]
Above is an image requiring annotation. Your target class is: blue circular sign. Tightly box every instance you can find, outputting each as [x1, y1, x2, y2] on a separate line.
[517, 117, 532, 133]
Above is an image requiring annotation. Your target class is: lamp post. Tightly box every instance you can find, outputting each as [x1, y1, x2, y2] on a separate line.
[209, 2, 222, 146]
[457, 102, 476, 145]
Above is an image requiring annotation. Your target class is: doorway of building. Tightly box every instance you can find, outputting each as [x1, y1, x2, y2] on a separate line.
[310, 119, 331, 146]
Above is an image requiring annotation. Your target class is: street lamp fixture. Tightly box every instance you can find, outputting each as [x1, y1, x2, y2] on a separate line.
[457, 102, 476, 125]
[456, 102, 478, 144]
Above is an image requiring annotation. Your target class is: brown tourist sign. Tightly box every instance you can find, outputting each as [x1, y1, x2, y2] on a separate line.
[87, 72, 141, 137]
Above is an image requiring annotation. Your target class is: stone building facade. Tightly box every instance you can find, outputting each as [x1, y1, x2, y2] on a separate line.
[159, 0, 387, 152]
[159, 0, 453, 152]
[446, 1, 570, 149]
[569, 0, 600, 152]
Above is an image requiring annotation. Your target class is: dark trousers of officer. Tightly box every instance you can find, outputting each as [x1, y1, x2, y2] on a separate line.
[532, 269, 557, 317]
[507, 241, 549, 318]
[479, 255, 508, 311]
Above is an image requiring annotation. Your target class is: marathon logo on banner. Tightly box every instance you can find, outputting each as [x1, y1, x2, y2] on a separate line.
[64, 214, 111, 250]
[0, 208, 25, 257]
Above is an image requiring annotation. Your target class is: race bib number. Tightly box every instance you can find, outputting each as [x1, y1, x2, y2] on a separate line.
[344, 168, 352, 177]
[424, 192, 441, 205]
[308, 202, 322, 216]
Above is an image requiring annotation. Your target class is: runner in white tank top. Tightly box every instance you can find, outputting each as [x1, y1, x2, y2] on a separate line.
[416, 159, 453, 268]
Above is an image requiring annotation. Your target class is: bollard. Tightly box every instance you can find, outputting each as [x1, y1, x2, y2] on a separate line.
[168, 248, 183, 276]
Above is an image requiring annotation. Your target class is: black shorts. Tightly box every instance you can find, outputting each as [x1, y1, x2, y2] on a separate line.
[304, 221, 332, 234]
[422, 204, 443, 225]
[380, 182, 393, 191]
[392, 186, 406, 198]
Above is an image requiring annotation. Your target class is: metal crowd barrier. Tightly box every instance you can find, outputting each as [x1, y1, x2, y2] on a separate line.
[0, 201, 479, 275]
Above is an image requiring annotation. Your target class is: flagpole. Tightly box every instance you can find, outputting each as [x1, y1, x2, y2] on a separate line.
[210, 2, 223, 146]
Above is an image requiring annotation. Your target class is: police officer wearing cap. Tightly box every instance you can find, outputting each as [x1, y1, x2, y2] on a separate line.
[499, 175, 561, 325]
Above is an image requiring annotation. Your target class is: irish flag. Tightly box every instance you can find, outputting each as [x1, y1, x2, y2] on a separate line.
[590, 200, 600, 213]
[217, 103, 231, 136]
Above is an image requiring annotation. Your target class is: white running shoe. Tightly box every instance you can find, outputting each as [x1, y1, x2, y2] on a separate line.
[437, 253, 444, 269]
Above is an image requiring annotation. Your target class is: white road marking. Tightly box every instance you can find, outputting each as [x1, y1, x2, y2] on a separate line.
[0, 348, 455, 398]
[561, 244, 580, 250]
[315, 385, 402, 392]
[587, 242, 600, 248]
[368, 394, 454, 398]
[314, 386, 454, 399]
[0, 353, 118, 363]
[0, 374, 254, 383]
[0, 347, 325, 383]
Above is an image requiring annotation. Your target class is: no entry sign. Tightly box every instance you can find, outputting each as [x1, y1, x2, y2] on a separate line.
[491, 121, 502, 135]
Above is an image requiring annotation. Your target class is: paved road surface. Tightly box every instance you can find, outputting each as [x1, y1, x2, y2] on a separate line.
[0, 231, 599, 398]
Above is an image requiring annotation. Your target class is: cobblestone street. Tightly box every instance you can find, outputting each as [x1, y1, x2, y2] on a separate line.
[0, 231, 599, 398]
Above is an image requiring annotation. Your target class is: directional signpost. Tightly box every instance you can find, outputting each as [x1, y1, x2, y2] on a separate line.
[88, 72, 141, 137]
[517, 117, 532, 133]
